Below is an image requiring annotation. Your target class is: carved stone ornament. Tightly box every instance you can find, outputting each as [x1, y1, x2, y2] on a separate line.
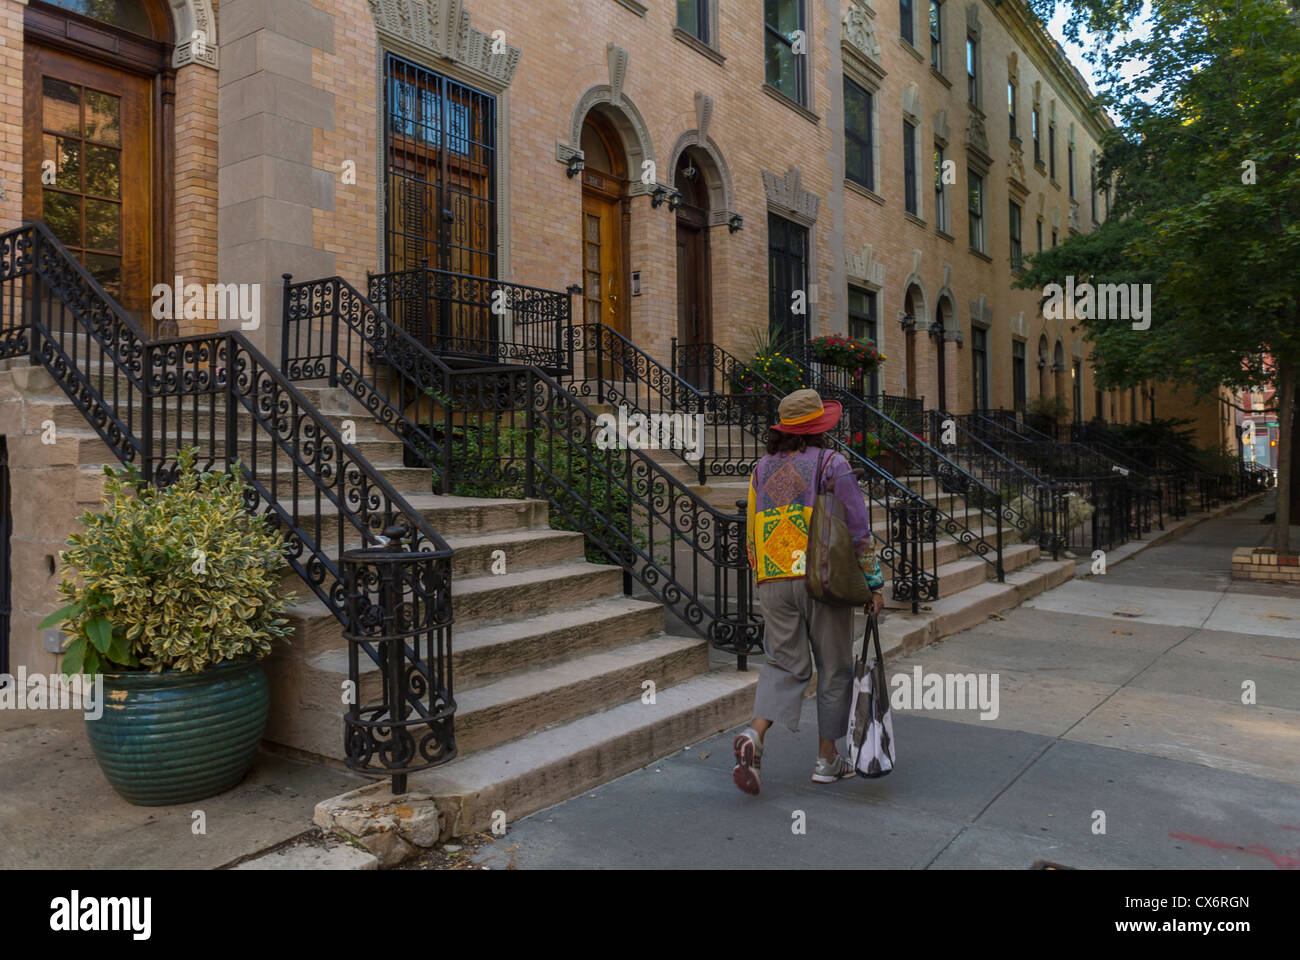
[368, 0, 521, 85]
[848, 244, 887, 287]
[763, 166, 820, 223]
[843, 3, 882, 62]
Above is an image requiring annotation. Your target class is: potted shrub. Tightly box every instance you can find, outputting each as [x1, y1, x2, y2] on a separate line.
[40, 449, 293, 806]
[809, 335, 885, 395]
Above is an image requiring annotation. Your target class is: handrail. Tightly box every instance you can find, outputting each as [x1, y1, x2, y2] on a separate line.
[930, 410, 1066, 552]
[2, 222, 454, 789]
[367, 265, 573, 374]
[283, 273, 455, 491]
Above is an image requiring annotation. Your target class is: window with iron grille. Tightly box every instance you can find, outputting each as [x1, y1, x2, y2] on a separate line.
[765, 0, 807, 106]
[1012, 340, 1026, 411]
[384, 53, 496, 280]
[845, 76, 874, 190]
[971, 326, 989, 410]
[848, 285, 880, 395]
[768, 213, 809, 350]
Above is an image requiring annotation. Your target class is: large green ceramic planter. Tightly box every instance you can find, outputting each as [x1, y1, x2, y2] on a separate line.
[85, 659, 269, 806]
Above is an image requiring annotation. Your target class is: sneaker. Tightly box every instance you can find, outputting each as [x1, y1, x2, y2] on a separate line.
[811, 753, 855, 783]
[732, 729, 762, 796]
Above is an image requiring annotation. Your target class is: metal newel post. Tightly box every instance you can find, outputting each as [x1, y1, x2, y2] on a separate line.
[28, 232, 42, 368]
[524, 368, 536, 499]
[280, 274, 293, 374]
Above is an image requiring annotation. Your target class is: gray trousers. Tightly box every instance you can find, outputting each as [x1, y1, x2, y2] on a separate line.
[753, 577, 856, 740]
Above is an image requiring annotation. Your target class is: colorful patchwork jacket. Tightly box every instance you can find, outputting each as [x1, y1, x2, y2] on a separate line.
[746, 446, 885, 591]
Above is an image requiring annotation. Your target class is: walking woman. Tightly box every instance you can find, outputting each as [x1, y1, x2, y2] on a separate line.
[734, 388, 885, 794]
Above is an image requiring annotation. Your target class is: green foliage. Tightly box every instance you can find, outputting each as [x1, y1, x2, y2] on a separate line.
[449, 422, 648, 564]
[41, 449, 293, 676]
[1106, 417, 1199, 456]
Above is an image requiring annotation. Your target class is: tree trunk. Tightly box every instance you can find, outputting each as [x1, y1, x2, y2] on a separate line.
[1273, 359, 1295, 553]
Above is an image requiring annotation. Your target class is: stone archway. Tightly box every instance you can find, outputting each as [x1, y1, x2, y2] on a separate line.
[665, 131, 738, 226]
[563, 84, 656, 196]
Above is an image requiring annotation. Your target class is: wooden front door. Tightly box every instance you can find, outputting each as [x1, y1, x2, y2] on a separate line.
[580, 182, 627, 338]
[24, 43, 152, 318]
[675, 216, 710, 389]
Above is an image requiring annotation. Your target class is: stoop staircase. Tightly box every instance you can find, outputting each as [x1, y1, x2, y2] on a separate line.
[268, 381, 757, 838]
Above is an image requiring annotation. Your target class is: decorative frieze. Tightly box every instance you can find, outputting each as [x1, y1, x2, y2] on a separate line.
[763, 166, 820, 224]
[848, 243, 886, 288]
[368, 0, 521, 85]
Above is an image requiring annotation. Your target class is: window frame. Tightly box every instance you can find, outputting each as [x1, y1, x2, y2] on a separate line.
[1009, 199, 1022, 270]
[1008, 79, 1017, 140]
[971, 325, 989, 411]
[764, 0, 808, 107]
[967, 168, 984, 253]
[844, 75, 875, 191]
[904, 119, 918, 215]
[929, 0, 942, 71]
[1012, 339, 1027, 411]
[900, 0, 915, 46]
[1032, 106, 1041, 164]
[848, 285, 881, 396]
[966, 35, 978, 105]
[677, 0, 710, 45]
[934, 143, 949, 233]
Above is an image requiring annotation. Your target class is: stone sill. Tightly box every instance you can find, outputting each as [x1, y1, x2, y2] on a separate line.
[930, 66, 951, 88]
[898, 38, 924, 62]
[762, 84, 819, 124]
[673, 27, 725, 66]
[846, 179, 886, 205]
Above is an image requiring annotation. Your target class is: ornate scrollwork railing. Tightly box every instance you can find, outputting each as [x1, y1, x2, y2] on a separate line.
[367, 265, 572, 374]
[0, 223, 454, 790]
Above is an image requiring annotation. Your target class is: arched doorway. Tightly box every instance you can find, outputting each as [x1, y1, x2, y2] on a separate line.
[1037, 335, 1050, 399]
[22, 0, 175, 328]
[902, 287, 920, 401]
[674, 147, 711, 388]
[932, 298, 948, 410]
[579, 110, 630, 339]
[1053, 339, 1067, 401]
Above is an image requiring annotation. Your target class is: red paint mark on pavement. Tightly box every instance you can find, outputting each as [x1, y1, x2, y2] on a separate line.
[1260, 654, 1300, 662]
[1169, 832, 1300, 869]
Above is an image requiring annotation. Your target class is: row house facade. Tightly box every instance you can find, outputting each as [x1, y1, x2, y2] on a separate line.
[0, 0, 1118, 417]
[0, 0, 1130, 679]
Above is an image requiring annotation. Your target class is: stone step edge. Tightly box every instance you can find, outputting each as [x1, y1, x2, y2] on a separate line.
[313, 664, 757, 863]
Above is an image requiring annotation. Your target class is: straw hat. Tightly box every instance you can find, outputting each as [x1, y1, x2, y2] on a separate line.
[771, 388, 842, 435]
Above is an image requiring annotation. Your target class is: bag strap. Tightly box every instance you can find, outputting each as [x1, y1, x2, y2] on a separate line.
[813, 447, 829, 494]
[857, 609, 886, 667]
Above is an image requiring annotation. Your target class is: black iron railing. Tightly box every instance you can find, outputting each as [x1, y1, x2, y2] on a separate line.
[673, 340, 939, 609]
[442, 364, 765, 663]
[0, 222, 453, 791]
[930, 411, 1065, 553]
[367, 265, 572, 374]
[283, 273, 455, 488]
[567, 324, 771, 486]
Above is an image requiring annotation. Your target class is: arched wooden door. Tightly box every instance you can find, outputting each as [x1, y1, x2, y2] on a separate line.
[22, 0, 172, 327]
[674, 148, 711, 388]
[578, 111, 630, 340]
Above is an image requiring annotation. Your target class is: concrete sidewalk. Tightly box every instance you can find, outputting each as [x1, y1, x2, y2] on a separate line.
[466, 495, 1300, 869]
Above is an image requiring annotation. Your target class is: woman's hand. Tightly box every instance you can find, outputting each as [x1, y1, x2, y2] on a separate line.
[866, 592, 884, 618]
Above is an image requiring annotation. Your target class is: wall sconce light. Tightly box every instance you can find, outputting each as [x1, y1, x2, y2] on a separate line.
[728, 213, 744, 233]
[927, 321, 944, 341]
[899, 311, 917, 331]
[650, 185, 668, 208]
[565, 153, 585, 178]
[1037, 359, 1047, 369]
[667, 189, 684, 212]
